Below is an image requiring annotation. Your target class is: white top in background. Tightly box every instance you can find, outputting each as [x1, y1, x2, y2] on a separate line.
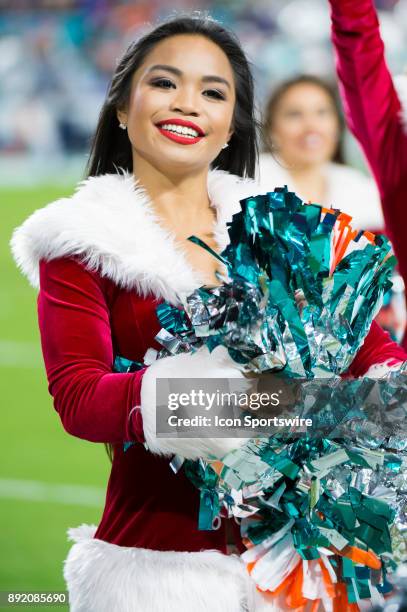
[257, 153, 384, 231]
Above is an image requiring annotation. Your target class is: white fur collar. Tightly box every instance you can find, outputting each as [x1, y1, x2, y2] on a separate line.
[10, 168, 260, 304]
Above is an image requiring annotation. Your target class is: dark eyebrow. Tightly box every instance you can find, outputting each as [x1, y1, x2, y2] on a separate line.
[147, 64, 231, 90]
[202, 75, 231, 90]
[148, 64, 182, 77]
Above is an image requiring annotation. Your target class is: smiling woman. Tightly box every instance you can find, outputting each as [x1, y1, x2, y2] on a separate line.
[87, 19, 258, 180]
[9, 12, 407, 612]
[116, 34, 236, 183]
[257, 75, 384, 231]
[10, 14, 263, 612]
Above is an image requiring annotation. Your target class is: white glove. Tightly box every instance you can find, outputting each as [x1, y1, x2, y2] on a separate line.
[140, 345, 250, 460]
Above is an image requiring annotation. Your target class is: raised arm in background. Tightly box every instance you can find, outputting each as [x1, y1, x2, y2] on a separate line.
[329, 0, 407, 308]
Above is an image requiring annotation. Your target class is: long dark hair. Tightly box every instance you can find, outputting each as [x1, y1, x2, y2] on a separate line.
[261, 74, 345, 165]
[86, 15, 259, 180]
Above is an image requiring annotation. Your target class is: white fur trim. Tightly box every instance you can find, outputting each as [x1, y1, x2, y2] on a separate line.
[363, 359, 405, 379]
[67, 523, 98, 543]
[140, 345, 250, 460]
[64, 524, 257, 612]
[10, 168, 260, 304]
[394, 74, 407, 132]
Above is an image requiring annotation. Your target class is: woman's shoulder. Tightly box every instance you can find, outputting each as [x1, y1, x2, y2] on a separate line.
[325, 162, 383, 229]
[10, 172, 136, 290]
[256, 153, 291, 191]
[9, 171, 193, 302]
[10, 169, 256, 302]
[326, 161, 377, 188]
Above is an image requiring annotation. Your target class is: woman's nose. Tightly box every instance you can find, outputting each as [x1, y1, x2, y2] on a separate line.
[305, 112, 324, 131]
[170, 88, 200, 116]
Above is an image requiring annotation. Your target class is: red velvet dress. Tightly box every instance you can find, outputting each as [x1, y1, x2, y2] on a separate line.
[10, 169, 407, 611]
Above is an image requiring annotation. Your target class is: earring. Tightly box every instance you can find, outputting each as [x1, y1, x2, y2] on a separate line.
[222, 142, 229, 150]
[119, 122, 127, 130]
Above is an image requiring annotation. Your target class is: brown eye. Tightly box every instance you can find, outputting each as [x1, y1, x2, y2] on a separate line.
[284, 110, 302, 118]
[150, 78, 175, 89]
[203, 89, 226, 100]
[318, 107, 333, 116]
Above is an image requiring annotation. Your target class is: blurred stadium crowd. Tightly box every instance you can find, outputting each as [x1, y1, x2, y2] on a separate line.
[2, 0, 407, 165]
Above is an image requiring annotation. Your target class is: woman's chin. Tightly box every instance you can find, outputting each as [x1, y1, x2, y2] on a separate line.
[154, 149, 210, 173]
[287, 153, 329, 169]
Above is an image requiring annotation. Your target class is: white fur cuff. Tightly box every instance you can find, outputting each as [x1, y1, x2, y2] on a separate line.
[363, 359, 405, 379]
[140, 346, 249, 460]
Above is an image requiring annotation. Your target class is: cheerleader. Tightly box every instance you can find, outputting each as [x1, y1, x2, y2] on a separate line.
[10, 14, 407, 612]
[257, 75, 383, 231]
[329, 0, 407, 346]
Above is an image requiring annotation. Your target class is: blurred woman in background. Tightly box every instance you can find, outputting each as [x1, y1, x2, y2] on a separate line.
[257, 75, 384, 231]
[258, 74, 405, 343]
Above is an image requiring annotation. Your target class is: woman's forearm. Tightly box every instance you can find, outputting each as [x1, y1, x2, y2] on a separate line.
[38, 257, 147, 444]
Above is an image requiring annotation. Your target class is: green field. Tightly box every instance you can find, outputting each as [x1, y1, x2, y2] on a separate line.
[1, 186, 111, 610]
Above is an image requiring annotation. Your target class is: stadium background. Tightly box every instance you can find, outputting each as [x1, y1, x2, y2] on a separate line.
[1, 1, 407, 609]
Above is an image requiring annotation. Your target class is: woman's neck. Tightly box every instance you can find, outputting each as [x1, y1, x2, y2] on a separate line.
[286, 163, 328, 204]
[133, 157, 212, 231]
[132, 157, 222, 285]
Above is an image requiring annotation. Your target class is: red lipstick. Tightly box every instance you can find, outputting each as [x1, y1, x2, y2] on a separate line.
[155, 118, 205, 145]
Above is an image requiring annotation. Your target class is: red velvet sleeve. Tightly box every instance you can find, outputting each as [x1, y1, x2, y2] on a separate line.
[347, 320, 407, 377]
[37, 257, 146, 444]
[329, 0, 407, 194]
[329, 0, 407, 351]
